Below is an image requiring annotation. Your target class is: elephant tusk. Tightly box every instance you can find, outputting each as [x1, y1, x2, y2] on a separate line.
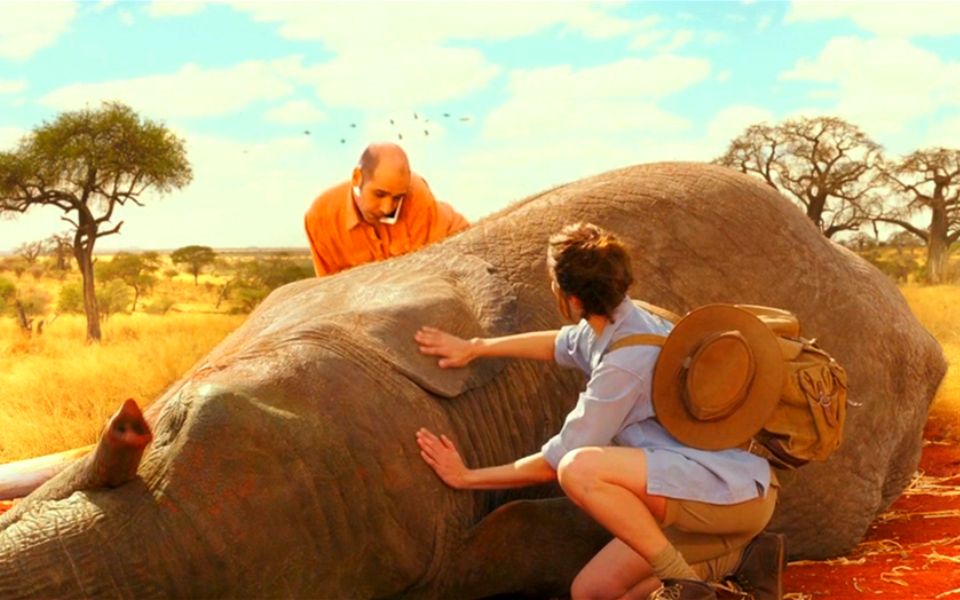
[0, 444, 94, 501]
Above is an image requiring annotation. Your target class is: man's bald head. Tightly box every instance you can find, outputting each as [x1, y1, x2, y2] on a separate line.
[358, 143, 410, 183]
[351, 143, 412, 225]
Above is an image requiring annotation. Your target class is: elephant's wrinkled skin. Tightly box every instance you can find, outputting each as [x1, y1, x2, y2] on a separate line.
[0, 162, 945, 598]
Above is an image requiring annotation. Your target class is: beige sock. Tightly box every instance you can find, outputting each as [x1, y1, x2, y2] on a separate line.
[648, 543, 699, 582]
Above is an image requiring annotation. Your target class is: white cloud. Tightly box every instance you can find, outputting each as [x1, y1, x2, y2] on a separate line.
[301, 46, 500, 110]
[0, 2, 76, 60]
[119, 9, 135, 27]
[484, 57, 710, 141]
[41, 57, 302, 118]
[264, 100, 327, 125]
[0, 126, 25, 149]
[716, 70, 731, 82]
[922, 113, 960, 149]
[148, 1, 205, 17]
[96, 0, 117, 12]
[630, 30, 668, 49]
[233, 3, 650, 48]
[705, 105, 775, 149]
[781, 36, 960, 134]
[786, 2, 960, 37]
[757, 14, 773, 32]
[659, 30, 694, 53]
[0, 79, 26, 95]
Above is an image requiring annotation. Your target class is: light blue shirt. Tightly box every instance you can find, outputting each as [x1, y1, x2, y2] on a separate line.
[542, 296, 772, 504]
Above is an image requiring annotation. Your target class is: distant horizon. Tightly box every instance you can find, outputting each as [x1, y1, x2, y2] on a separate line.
[2, 1, 959, 253]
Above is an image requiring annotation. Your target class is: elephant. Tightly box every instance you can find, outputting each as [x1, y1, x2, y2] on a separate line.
[0, 162, 946, 599]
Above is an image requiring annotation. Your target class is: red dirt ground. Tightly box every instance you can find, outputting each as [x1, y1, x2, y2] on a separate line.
[784, 410, 960, 599]
[1, 413, 957, 599]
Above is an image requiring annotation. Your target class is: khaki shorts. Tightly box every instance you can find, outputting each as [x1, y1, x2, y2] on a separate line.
[658, 469, 781, 581]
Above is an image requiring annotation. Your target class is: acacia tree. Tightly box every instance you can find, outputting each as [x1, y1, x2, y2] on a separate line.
[875, 148, 960, 284]
[0, 102, 191, 341]
[171, 245, 216, 285]
[96, 251, 160, 311]
[715, 116, 885, 238]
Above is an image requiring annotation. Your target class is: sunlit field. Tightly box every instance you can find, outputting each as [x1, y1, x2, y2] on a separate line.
[0, 271, 956, 465]
[899, 284, 960, 425]
[0, 312, 244, 462]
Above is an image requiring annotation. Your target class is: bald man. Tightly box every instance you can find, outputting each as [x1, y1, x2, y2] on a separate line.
[304, 143, 469, 276]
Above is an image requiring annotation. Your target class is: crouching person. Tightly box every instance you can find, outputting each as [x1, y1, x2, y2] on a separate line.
[415, 222, 784, 599]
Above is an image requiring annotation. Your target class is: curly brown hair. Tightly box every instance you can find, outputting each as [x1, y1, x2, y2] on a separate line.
[548, 222, 634, 321]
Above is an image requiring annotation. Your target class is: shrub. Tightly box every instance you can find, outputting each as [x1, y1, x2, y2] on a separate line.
[58, 283, 85, 313]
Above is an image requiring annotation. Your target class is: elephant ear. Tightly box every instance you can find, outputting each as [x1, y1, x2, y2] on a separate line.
[334, 253, 519, 398]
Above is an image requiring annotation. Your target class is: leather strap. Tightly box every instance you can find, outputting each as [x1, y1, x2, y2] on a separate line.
[605, 334, 667, 353]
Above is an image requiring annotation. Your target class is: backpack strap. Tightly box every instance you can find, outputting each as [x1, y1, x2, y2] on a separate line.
[605, 334, 667, 354]
[631, 300, 681, 324]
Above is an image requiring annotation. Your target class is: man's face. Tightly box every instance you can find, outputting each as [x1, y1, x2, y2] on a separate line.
[354, 165, 410, 225]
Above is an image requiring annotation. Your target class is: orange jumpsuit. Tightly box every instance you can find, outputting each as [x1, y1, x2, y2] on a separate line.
[304, 174, 469, 276]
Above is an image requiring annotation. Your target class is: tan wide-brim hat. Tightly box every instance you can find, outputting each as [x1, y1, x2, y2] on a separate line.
[652, 304, 785, 451]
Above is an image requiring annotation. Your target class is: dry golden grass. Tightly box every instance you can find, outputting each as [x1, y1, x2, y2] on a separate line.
[0, 277, 957, 465]
[899, 284, 960, 424]
[0, 313, 243, 462]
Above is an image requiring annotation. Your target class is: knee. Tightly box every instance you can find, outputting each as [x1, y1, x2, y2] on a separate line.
[571, 569, 623, 600]
[557, 447, 603, 502]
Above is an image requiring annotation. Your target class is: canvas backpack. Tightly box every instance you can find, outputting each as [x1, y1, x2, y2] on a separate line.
[611, 301, 849, 470]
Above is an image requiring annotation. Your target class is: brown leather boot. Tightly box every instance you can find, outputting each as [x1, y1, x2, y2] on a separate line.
[649, 579, 719, 600]
[726, 531, 786, 600]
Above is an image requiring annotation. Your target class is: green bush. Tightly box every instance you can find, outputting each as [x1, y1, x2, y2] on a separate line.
[0, 277, 15, 315]
[58, 282, 85, 313]
[98, 280, 133, 319]
[144, 296, 176, 315]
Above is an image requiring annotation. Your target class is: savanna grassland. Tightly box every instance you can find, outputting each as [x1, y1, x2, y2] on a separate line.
[0, 251, 310, 463]
[0, 247, 957, 465]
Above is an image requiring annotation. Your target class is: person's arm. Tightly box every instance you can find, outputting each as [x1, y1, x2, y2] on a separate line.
[416, 428, 555, 489]
[415, 327, 558, 368]
[304, 214, 331, 277]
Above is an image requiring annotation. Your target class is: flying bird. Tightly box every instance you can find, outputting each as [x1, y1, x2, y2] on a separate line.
[304, 130, 311, 135]
[398, 133, 403, 140]
[340, 138, 346, 144]
[389, 118, 395, 125]
[350, 123, 356, 128]
[424, 130, 429, 136]
[443, 112, 450, 117]
[459, 116, 471, 122]
[413, 112, 419, 120]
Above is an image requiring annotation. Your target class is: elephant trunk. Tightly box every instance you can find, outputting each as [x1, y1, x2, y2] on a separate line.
[0, 398, 151, 503]
[0, 400, 176, 598]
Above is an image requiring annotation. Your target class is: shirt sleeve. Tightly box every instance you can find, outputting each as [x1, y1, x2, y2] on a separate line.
[304, 213, 331, 277]
[553, 325, 581, 369]
[437, 201, 469, 235]
[541, 363, 648, 469]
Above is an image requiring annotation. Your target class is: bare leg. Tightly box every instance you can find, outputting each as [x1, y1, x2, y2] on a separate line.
[557, 447, 670, 562]
[570, 537, 661, 600]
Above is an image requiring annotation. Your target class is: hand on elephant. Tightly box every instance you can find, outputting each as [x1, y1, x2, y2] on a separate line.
[415, 326, 476, 368]
[416, 427, 470, 489]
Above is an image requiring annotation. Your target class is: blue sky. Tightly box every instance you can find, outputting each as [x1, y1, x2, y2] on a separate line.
[1, 1, 959, 252]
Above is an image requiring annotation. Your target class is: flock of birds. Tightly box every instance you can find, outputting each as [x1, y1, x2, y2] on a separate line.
[300, 112, 473, 145]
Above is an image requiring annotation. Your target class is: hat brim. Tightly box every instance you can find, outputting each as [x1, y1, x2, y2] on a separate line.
[652, 304, 784, 451]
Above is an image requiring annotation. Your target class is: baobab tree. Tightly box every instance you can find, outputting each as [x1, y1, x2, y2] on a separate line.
[875, 148, 960, 284]
[715, 116, 885, 238]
